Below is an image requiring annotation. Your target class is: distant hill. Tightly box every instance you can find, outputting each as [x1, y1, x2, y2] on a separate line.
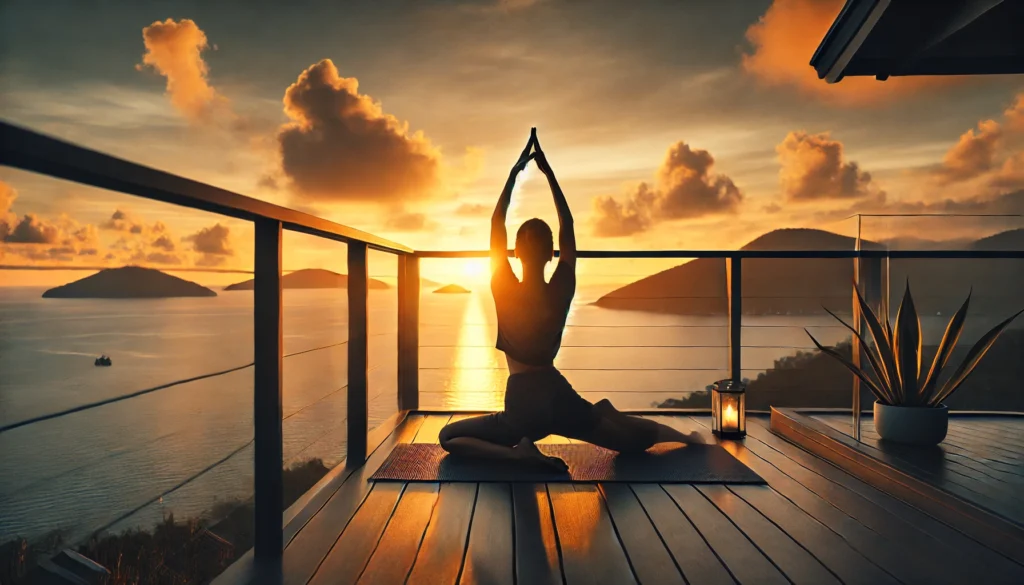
[971, 228, 1024, 250]
[434, 284, 470, 294]
[224, 268, 390, 291]
[42, 266, 216, 299]
[595, 228, 1024, 316]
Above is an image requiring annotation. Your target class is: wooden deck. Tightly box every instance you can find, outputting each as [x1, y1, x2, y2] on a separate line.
[217, 412, 1024, 585]
[812, 414, 1024, 528]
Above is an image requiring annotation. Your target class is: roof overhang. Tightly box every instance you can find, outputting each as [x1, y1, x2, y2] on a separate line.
[811, 0, 1024, 83]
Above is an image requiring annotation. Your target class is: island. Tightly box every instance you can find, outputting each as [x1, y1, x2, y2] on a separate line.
[42, 266, 217, 298]
[224, 268, 390, 291]
[433, 284, 471, 294]
[593, 228, 1024, 316]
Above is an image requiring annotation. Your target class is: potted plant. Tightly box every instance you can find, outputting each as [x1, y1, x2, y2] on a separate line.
[807, 282, 1022, 446]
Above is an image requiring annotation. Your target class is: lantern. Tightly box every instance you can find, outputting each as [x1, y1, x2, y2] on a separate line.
[711, 379, 746, 438]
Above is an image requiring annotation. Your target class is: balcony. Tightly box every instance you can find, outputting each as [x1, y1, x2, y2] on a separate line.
[2, 122, 1024, 584]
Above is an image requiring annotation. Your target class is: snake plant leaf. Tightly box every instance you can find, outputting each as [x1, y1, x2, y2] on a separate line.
[806, 329, 888, 404]
[852, 284, 899, 397]
[930, 308, 1024, 407]
[821, 306, 897, 404]
[893, 281, 922, 405]
[919, 289, 971, 405]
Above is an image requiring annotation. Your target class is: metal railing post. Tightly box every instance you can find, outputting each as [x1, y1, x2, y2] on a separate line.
[852, 223, 863, 442]
[253, 218, 283, 559]
[397, 255, 420, 411]
[347, 242, 369, 465]
[727, 256, 742, 382]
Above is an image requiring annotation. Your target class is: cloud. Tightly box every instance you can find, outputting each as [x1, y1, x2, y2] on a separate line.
[992, 152, 1024, 191]
[934, 120, 1003, 184]
[185, 223, 235, 262]
[455, 202, 490, 216]
[5, 214, 61, 244]
[777, 131, 878, 201]
[742, 0, 950, 106]
[590, 191, 652, 237]
[1, 181, 19, 240]
[590, 142, 742, 237]
[1007, 93, 1024, 132]
[278, 59, 441, 203]
[763, 202, 782, 214]
[385, 210, 438, 232]
[138, 18, 226, 122]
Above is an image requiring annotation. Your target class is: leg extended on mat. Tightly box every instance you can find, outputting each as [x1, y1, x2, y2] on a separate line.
[573, 399, 705, 453]
[438, 413, 568, 472]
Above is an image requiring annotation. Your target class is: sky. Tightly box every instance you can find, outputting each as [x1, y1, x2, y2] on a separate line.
[1, 0, 1023, 286]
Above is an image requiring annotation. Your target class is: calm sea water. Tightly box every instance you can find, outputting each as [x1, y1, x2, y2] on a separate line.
[0, 284, 853, 542]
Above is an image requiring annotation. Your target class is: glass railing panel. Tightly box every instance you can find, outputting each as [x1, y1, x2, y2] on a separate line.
[279, 231, 348, 493]
[367, 249, 399, 432]
[741, 257, 855, 412]
[0, 174, 255, 582]
[417, 256, 729, 411]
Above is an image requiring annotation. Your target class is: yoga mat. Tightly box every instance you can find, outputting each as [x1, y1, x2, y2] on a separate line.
[368, 443, 765, 483]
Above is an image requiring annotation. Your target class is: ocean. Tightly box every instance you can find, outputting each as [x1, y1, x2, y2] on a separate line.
[0, 284, 855, 543]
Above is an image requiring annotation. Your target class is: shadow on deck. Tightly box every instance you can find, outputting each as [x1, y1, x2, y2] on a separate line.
[217, 412, 1024, 585]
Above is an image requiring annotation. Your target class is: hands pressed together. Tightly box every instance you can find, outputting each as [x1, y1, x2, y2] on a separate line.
[510, 127, 554, 179]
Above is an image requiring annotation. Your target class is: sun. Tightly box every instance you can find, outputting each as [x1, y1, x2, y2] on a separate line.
[461, 258, 490, 283]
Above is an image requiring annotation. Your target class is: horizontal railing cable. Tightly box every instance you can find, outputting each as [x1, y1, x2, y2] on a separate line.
[90, 438, 255, 538]
[0, 338, 370, 433]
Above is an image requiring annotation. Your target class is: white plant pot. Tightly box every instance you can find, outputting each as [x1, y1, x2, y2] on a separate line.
[874, 402, 948, 446]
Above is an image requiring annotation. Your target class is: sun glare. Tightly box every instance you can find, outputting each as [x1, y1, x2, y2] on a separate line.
[461, 258, 490, 283]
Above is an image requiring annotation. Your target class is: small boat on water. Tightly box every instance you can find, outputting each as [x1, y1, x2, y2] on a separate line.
[95, 355, 112, 367]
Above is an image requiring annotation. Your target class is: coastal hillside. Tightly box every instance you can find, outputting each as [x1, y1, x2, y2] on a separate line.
[224, 268, 390, 291]
[595, 228, 1023, 315]
[42, 267, 216, 298]
[434, 284, 470, 294]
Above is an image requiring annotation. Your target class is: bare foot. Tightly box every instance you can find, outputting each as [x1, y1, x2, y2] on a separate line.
[514, 437, 569, 473]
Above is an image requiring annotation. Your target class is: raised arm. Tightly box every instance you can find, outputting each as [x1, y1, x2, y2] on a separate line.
[533, 141, 576, 269]
[491, 131, 536, 277]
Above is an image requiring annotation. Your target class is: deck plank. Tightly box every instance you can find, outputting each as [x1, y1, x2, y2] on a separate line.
[460, 483, 514, 585]
[697, 484, 840, 585]
[599, 484, 685, 585]
[677, 416, 955, 585]
[629, 484, 734, 585]
[745, 418, 1024, 582]
[728, 485, 899, 585]
[730, 425, 984, 585]
[512, 484, 563, 585]
[307, 482, 405, 585]
[549, 483, 637, 585]
[282, 414, 424, 585]
[415, 414, 453, 443]
[406, 483, 478, 585]
[811, 415, 1024, 523]
[663, 484, 788, 585]
[358, 483, 440, 584]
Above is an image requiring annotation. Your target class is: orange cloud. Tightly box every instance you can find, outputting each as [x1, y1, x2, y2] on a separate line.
[777, 131, 879, 201]
[0, 180, 17, 240]
[992, 152, 1024, 191]
[455, 202, 490, 216]
[742, 0, 949, 106]
[935, 120, 1003, 184]
[185, 223, 235, 266]
[278, 59, 441, 203]
[1006, 93, 1024, 132]
[590, 142, 742, 237]
[138, 18, 225, 121]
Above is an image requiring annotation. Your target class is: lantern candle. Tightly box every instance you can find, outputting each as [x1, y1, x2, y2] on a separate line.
[711, 378, 746, 438]
[723, 402, 738, 431]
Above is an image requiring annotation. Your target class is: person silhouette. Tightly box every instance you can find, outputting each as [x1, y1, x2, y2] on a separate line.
[438, 129, 703, 471]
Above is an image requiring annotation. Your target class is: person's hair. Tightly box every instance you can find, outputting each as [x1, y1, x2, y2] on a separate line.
[514, 218, 553, 266]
